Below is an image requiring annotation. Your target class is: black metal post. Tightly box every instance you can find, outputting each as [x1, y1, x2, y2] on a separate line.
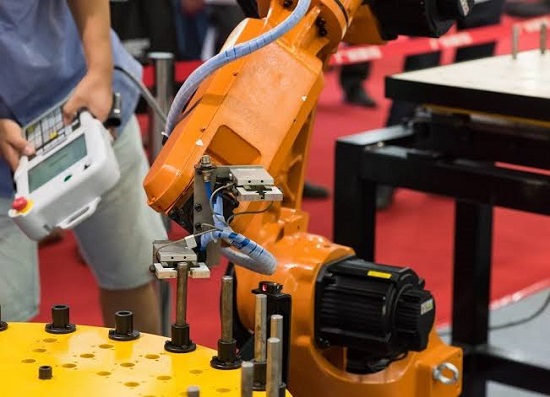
[451, 201, 493, 397]
[452, 201, 493, 346]
[334, 126, 413, 260]
[334, 140, 376, 260]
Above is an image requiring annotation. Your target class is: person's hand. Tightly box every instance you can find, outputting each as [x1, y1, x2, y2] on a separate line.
[180, 0, 204, 15]
[63, 71, 113, 125]
[0, 118, 35, 171]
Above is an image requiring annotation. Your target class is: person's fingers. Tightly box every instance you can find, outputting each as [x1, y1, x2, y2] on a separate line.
[0, 119, 34, 165]
[0, 119, 33, 170]
[2, 120, 33, 156]
[62, 94, 83, 125]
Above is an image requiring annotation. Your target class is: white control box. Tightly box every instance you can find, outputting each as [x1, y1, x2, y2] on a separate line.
[9, 105, 120, 241]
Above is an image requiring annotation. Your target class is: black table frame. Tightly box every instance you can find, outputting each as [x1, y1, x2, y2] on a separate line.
[333, 117, 550, 396]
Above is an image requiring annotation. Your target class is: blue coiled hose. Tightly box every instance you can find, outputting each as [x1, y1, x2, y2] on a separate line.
[200, 184, 277, 275]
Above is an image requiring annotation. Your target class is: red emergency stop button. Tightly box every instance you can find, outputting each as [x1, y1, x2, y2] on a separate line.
[12, 196, 29, 212]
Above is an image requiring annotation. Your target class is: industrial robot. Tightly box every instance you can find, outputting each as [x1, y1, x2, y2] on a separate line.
[144, 0, 474, 395]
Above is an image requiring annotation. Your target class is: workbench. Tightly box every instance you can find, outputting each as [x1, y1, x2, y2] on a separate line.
[334, 49, 550, 397]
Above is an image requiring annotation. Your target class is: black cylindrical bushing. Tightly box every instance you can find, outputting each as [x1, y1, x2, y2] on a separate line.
[45, 304, 76, 334]
[38, 365, 53, 380]
[108, 311, 140, 341]
[210, 339, 241, 369]
[165, 323, 196, 353]
[115, 311, 132, 335]
[52, 305, 69, 328]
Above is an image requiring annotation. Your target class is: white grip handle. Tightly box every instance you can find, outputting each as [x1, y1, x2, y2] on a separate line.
[57, 198, 101, 230]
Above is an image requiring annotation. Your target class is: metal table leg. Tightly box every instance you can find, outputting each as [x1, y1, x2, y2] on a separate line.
[452, 201, 493, 397]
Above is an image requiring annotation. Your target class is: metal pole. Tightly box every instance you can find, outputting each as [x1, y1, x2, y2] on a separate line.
[512, 25, 520, 60]
[221, 276, 233, 342]
[266, 337, 282, 397]
[270, 314, 284, 386]
[255, 294, 267, 362]
[241, 361, 254, 397]
[270, 314, 283, 340]
[147, 52, 174, 161]
[541, 22, 547, 55]
[187, 386, 200, 397]
[176, 262, 189, 327]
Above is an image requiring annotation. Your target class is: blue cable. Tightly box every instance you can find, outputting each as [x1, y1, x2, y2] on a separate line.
[200, 189, 276, 274]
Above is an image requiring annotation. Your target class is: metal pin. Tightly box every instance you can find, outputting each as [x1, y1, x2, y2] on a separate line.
[512, 25, 520, 60]
[176, 262, 189, 327]
[541, 22, 547, 55]
[200, 155, 213, 182]
[187, 386, 200, 397]
[200, 155, 212, 166]
[254, 294, 267, 362]
[0, 305, 7, 331]
[270, 314, 284, 386]
[241, 361, 254, 397]
[266, 337, 282, 397]
[270, 314, 283, 341]
[221, 276, 233, 342]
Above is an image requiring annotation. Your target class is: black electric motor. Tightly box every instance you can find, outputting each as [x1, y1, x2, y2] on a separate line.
[315, 257, 435, 374]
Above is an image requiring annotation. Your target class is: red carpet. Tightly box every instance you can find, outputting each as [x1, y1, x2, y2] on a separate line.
[35, 19, 550, 348]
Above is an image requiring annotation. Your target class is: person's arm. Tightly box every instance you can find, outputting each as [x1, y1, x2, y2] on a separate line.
[64, 0, 113, 123]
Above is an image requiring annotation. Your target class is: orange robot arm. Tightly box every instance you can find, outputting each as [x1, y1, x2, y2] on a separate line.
[144, 0, 471, 221]
[144, 0, 471, 396]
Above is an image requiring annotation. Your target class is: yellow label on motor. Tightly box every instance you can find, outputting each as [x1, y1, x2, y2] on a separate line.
[367, 270, 392, 279]
[421, 298, 434, 315]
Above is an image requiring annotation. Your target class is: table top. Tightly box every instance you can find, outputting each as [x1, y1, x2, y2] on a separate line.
[386, 49, 550, 122]
[0, 322, 292, 397]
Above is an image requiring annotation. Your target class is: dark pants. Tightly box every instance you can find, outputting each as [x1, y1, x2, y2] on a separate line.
[110, 0, 178, 63]
[339, 62, 372, 93]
